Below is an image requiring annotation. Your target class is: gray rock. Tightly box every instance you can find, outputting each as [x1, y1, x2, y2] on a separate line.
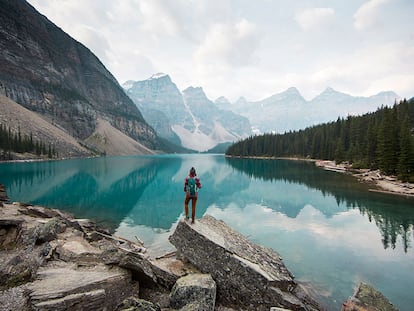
[341, 282, 399, 311]
[27, 261, 132, 311]
[116, 297, 161, 311]
[0, 218, 23, 250]
[18, 205, 63, 219]
[35, 218, 67, 245]
[102, 244, 199, 291]
[118, 250, 158, 285]
[0, 285, 31, 311]
[0, 208, 57, 291]
[170, 273, 216, 311]
[1, 201, 140, 310]
[169, 215, 320, 311]
[0, 184, 9, 205]
[149, 255, 200, 289]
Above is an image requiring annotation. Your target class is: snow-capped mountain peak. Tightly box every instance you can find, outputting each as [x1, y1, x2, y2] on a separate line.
[150, 72, 168, 79]
[123, 74, 251, 152]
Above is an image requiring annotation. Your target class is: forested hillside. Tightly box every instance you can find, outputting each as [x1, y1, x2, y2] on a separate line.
[0, 0, 162, 157]
[0, 124, 57, 160]
[226, 99, 414, 181]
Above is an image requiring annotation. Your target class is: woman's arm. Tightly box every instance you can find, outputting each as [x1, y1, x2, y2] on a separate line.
[196, 177, 202, 189]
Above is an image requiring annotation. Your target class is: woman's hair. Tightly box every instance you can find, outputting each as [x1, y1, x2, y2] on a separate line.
[190, 167, 196, 176]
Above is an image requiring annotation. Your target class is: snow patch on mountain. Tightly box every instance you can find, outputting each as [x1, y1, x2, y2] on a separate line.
[150, 72, 168, 79]
[172, 125, 216, 151]
[229, 87, 399, 134]
[124, 74, 251, 152]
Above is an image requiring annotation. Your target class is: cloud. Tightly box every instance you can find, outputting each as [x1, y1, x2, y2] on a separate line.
[295, 8, 336, 31]
[306, 41, 414, 97]
[28, 0, 113, 59]
[194, 19, 261, 68]
[190, 18, 262, 99]
[353, 0, 391, 31]
[205, 203, 385, 258]
[26, 0, 414, 102]
[137, 1, 181, 36]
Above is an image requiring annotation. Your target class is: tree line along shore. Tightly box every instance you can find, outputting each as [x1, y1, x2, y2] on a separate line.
[226, 98, 414, 183]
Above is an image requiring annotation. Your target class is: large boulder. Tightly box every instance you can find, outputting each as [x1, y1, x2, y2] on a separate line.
[169, 215, 320, 311]
[169, 273, 216, 311]
[0, 201, 137, 310]
[341, 282, 399, 311]
[27, 261, 132, 311]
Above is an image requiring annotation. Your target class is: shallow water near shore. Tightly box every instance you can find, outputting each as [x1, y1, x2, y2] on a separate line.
[1, 154, 413, 310]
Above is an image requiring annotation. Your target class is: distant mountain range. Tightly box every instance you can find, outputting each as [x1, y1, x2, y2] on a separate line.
[0, 0, 163, 157]
[125, 73, 399, 151]
[215, 87, 400, 134]
[123, 74, 251, 152]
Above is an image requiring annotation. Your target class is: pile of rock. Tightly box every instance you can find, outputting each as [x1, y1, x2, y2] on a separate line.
[0, 184, 399, 311]
[0, 193, 319, 310]
[0, 197, 196, 310]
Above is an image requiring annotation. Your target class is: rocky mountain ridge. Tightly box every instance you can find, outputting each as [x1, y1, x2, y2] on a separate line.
[124, 74, 251, 152]
[125, 69, 399, 148]
[216, 87, 400, 134]
[0, 0, 160, 157]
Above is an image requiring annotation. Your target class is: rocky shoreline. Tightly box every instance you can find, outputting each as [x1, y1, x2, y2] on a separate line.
[315, 160, 414, 198]
[0, 185, 399, 311]
[226, 155, 414, 198]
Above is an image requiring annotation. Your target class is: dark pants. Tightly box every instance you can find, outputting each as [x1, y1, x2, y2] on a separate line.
[184, 194, 197, 223]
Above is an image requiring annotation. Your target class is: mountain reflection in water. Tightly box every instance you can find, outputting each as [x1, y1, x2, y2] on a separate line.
[226, 157, 414, 253]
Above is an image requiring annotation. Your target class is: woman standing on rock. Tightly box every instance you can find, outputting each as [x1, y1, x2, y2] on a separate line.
[184, 167, 202, 224]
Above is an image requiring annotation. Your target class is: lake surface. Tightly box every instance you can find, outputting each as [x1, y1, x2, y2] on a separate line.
[1, 154, 413, 310]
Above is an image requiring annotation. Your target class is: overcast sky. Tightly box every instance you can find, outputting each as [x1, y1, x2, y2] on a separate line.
[28, 0, 414, 102]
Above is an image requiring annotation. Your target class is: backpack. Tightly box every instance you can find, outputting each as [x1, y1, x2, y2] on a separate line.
[187, 177, 196, 196]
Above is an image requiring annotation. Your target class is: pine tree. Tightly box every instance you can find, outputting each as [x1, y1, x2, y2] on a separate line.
[397, 116, 412, 181]
[377, 108, 398, 175]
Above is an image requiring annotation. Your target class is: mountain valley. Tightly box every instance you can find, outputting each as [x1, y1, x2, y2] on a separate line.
[124, 74, 252, 152]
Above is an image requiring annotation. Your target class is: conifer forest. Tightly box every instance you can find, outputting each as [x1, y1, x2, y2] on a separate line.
[0, 124, 57, 160]
[226, 99, 414, 182]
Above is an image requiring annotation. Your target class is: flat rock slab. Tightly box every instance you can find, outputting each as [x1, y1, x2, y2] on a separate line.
[27, 261, 132, 310]
[169, 215, 319, 310]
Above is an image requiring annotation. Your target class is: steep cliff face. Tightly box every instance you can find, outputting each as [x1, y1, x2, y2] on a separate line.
[125, 74, 188, 145]
[125, 74, 252, 152]
[0, 0, 159, 152]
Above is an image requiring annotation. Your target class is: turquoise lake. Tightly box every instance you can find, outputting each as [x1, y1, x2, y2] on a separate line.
[1, 154, 413, 310]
